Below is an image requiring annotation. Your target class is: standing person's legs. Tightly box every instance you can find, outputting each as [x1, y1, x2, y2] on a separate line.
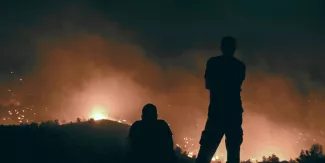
[196, 117, 224, 163]
[224, 114, 243, 163]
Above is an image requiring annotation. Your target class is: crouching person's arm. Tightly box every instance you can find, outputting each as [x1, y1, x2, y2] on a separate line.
[169, 134, 178, 163]
[125, 123, 137, 163]
[162, 121, 177, 163]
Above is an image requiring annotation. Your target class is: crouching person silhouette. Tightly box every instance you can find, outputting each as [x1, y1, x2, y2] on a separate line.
[196, 37, 246, 163]
[127, 104, 176, 163]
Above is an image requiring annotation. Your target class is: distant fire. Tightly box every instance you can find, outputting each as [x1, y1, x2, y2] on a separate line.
[91, 112, 107, 120]
[90, 106, 109, 120]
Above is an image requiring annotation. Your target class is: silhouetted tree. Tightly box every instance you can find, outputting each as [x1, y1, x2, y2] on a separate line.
[310, 144, 323, 156]
[61, 120, 67, 124]
[77, 117, 81, 123]
[54, 119, 59, 125]
[296, 144, 324, 163]
[288, 158, 298, 163]
[39, 120, 58, 128]
[241, 159, 253, 163]
[30, 122, 38, 129]
[88, 118, 95, 124]
[280, 161, 289, 163]
[261, 154, 280, 163]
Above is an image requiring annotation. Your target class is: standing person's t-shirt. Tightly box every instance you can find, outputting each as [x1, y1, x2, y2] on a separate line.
[204, 56, 246, 116]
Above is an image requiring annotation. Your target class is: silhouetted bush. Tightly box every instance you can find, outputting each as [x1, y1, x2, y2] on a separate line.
[261, 154, 280, 163]
[241, 159, 253, 163]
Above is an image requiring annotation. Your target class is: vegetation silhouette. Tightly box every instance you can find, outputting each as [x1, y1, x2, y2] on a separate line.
[0, 119, 324, 163]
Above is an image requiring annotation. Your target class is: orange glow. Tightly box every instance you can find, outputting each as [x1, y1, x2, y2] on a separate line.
[89, 106, 108, 120]
[211, 155, 219, 162]
[91, 112, 107, 120]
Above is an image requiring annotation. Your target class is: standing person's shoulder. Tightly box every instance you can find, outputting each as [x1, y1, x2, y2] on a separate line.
[207, 56, 220, 64]
[233, 58, 246, 69]
[206, 56, 222, 69]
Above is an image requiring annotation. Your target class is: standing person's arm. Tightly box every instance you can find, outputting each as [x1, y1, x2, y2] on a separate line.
[204, 58, 213, 90]
[240, 63, 246, 84]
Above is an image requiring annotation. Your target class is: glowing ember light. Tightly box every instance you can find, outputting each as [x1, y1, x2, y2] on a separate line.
[187, 152, 194, 158]
[91, 112, 107, 120]
[211, 155, 219, 161]
[90, 106, 109, 120]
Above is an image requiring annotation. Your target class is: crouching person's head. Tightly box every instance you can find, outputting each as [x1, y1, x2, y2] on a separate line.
[141, 103, 158, 121]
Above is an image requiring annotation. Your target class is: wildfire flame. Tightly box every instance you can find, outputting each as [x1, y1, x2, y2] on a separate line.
[90, 106, 108, 120]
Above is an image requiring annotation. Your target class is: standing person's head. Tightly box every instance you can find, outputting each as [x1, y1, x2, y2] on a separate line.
[220, 36, 237, 57]
[141, 103, 158, 121]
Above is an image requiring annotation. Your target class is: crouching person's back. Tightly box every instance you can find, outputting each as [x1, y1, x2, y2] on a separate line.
[127, 104, 176, 163]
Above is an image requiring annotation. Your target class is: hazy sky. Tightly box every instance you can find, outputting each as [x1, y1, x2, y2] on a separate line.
[1, 0, 325, 79]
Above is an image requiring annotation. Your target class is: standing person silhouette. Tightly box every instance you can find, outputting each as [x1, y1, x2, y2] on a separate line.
[127, 103, 176, 163]
[196, 37, 246, 163]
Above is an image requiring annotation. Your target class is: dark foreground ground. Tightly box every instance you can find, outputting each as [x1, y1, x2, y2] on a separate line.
[0, 119, 194, 163]
[0, 119, 324, 163]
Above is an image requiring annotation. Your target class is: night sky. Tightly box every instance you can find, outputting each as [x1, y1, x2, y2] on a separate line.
[1, 0, 325, 160]
[1, 0, 325, 78]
